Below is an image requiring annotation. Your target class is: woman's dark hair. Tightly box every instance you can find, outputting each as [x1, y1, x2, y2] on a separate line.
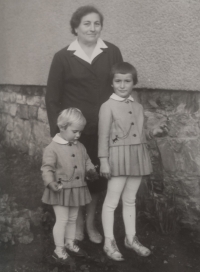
[70, 5, 104, 35]
[110, 62, 138, 85]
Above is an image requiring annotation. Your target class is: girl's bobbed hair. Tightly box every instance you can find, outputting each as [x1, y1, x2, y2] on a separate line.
[70, 5, 104, 35]
[57, 108, 86, 130]
[110, 62, 138, 85]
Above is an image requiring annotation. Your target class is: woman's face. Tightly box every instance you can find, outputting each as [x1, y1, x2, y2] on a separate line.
[75, 13, 102, 45]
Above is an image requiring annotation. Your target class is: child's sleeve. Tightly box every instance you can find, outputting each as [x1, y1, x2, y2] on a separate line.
[145, 128, 154, 140]
[41, 146, 56, 187]
[98, 103, 112, 158]
[84, 150, 96, 172]
[83, 148, 99, 182]
[139, 104, 154, 140]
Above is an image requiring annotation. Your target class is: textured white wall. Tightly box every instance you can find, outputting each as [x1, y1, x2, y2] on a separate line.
[0, 0, 200, 90]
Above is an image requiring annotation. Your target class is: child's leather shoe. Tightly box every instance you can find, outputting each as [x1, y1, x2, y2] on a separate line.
[52, 248, 74, 265]
[125, 236, 151, 257]
[104, 238, 124, 261]
[65, 240, 87, 257]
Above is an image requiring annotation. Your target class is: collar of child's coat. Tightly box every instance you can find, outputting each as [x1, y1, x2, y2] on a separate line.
[67, 38, 108, 64]
[110, 93, 134, 102]
[53, 134, 77, 145]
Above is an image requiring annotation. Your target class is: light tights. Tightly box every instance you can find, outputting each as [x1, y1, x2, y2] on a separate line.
[53, 205, 79, 247]
[102, 176, 142, 240]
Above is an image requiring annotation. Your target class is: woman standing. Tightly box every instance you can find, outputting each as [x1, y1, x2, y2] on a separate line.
[46, 5, 123, 244]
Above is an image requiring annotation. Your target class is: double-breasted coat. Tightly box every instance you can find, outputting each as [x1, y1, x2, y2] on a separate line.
[46, 40, 123, 137]
[98, 94, 153, 176]
[41, 134, 94, 206]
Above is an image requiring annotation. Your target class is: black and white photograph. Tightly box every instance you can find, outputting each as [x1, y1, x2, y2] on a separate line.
[0, 0, 200, 271]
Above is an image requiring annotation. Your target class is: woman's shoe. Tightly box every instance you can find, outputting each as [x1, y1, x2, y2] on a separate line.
[65, 240, 87, 257]
[125, 236, 151, 257]
[75, 232, 84, 241]
[52, 248, 74, 265]
[87, 229, 103, 244]
[104, 239, 124, 261]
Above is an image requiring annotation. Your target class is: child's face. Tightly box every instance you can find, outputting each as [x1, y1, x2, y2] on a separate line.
[60, 123, 84, 142]
[112, 73, 134, 99]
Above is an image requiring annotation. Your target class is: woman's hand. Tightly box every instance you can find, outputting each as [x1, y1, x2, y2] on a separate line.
[99, 158, 111, 180]
[48, 181, 61, 192]
[152, 123, 169, 137]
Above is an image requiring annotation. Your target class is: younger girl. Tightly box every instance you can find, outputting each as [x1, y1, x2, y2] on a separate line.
[98, 62, 168, 261]
[41, 108, 97, 264]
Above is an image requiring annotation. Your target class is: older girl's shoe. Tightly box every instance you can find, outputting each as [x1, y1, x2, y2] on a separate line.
[125, 236, 151, 257]
[104, 238, 124, 261]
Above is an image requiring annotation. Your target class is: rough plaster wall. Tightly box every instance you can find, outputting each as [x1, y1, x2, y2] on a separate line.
[0, 0, 200, 90]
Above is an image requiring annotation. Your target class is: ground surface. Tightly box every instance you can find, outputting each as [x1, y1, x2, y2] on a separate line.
[0, 146, 200, 272]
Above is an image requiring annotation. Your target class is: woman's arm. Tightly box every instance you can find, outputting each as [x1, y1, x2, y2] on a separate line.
[46, 52, 64, 137]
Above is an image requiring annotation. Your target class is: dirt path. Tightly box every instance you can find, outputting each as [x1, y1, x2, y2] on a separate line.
[0, 146, 200, 272]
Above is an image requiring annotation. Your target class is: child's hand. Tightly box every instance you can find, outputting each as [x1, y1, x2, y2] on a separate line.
[48, 181, 62, 192]
[99, 158, 111, 180]
[85, 169, 99, 182]
[152, 123, 169, 137]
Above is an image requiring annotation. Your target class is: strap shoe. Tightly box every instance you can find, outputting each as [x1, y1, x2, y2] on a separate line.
[65, 240, 87, 257]
[104, 238, 124, 261]
[52, 248, 74, 265]
[125, 236, 151, 257]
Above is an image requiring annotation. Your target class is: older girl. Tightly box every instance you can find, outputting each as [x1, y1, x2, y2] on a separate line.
[98, 62, 168, 261]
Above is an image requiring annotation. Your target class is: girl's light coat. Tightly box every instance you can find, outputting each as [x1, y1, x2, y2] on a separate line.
[98, 97, 149, 158]
[41, 136, 95, 189]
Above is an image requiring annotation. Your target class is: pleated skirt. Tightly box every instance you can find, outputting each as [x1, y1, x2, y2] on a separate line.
[42, 186, 92, 207]
[109, 144, 152, 176]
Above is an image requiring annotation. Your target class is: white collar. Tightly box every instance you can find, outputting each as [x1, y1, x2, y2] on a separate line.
[110, 93, 134, 102]
[67, 38, 107, 64]
[53, 134, 77, 145]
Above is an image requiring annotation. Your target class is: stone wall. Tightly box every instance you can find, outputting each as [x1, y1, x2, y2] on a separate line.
[0, 85, 51, 156]
[0, 85, 200, 231]
[138, 89, 200, 231]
